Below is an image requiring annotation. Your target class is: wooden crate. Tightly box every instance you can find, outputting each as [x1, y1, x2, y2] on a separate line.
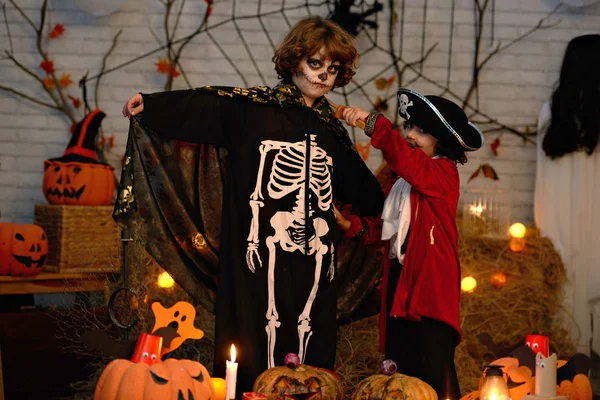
[34, 204, 121, 273]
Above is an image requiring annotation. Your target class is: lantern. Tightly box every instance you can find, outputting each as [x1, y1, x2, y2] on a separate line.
[480, 365, 510, 400]
[0, 222, 48, 276]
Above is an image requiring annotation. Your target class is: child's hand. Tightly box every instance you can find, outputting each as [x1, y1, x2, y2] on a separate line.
[122, 93, 144, 117]
[333, 204, 352, 232]
[341, 106, 370, 127]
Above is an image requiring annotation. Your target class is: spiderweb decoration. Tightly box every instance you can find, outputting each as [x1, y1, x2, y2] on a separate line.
[79, 0, 560, 151]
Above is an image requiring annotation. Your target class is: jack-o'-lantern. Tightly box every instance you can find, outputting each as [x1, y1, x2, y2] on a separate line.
[43, 110, 115, 206]
[94, 358, 214, 400]
[253, 353, 344, 399]
[352, 360, 437, 400]
[0, 222, 48, 276]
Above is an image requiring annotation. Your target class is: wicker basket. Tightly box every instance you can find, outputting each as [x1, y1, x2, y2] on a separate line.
[34, 204, 121, 273]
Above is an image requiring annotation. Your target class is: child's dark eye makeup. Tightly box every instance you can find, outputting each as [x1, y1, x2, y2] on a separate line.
[307, 58, 340, 74]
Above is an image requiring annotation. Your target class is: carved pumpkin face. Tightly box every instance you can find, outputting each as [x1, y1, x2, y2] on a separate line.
[253, 364, 344, 400]
[352, 372, 437, 400]
[0, 222, 48, 276]
[94, 358, 214, 400]
[43, 160, 115, 206]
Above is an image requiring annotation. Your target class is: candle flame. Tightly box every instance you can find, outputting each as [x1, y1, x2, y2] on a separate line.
[230, 344, 236, 363]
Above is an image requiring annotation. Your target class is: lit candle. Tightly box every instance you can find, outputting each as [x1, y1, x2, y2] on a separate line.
[225, 344, 238, 400]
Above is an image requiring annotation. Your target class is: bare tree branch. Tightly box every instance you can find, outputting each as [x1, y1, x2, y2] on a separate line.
[2, 3, 13, 54]
[0, 84, 61, 110]
[95, 29, 122, 109]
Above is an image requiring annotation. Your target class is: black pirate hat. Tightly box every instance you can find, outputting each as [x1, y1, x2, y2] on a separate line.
[397, 88, 483, 151]
[48, 109, 107, 164]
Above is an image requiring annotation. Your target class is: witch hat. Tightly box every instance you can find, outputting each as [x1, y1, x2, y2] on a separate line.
[48, 109, 107, 164]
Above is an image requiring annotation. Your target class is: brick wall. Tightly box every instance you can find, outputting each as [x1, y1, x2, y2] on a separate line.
[1, 0, 599, 224]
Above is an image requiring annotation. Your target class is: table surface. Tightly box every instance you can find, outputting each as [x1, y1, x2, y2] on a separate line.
[0, 272, 109, 295]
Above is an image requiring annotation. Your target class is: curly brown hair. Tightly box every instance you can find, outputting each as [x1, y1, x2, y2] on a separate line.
[272, 16, 359, 88]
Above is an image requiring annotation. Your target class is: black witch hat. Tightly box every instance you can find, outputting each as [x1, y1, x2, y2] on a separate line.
[48, 109, 107, 164]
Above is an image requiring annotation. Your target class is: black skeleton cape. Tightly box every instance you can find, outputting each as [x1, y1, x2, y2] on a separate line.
[113, 83, 384, 394]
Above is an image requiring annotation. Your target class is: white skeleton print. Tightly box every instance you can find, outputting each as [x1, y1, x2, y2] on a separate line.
[246, 134, 335, 368]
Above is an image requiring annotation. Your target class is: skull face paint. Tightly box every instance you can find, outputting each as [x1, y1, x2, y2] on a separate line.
[292, 47, 340, 107]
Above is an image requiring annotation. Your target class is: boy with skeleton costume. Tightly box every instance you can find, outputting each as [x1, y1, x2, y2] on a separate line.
[120, 16, 384, 396]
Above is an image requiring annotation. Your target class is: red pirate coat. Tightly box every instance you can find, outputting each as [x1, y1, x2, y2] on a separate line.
[370, 115, 462, 352]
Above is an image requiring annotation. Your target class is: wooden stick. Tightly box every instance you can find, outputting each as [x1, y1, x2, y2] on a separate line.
[328, 100, 366, 130]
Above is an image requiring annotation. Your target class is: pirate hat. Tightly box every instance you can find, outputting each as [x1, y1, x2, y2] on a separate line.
[48, 109, 107, 164]
[397, 88, 483, 151]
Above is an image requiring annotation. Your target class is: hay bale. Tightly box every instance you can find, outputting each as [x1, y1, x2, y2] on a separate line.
[334, 223, 575, 397]
[456, 224, 574, 393]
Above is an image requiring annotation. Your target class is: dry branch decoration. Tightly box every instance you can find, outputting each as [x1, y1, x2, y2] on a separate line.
[0, 0, 122, 164]
[149, 0, 213, 91]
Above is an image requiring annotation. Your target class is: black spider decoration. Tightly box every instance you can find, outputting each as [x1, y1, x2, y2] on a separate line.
[327, 0, 383, 36]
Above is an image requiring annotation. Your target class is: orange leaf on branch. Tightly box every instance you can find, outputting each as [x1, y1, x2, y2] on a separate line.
[387, 74, 396, 84]
[59, 73, 72, 88]
[170, 66, 180, 78]
[48, 24, 65, 39]
[468, 163, 499, 183]
[375, 77, 388, 91]
[374, 96, 388, 112]
[43, 76, 54, 88]
[481, 163, 499, 180]
[490, 137, 500, 156]
[40, 59, 55, 74]
[155, 58, 171, 74]
[68, 95, 81, 109]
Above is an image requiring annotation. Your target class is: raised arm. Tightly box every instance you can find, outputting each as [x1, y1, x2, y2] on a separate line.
[368, 113, 458, 198]
[123, 89, 239, 148]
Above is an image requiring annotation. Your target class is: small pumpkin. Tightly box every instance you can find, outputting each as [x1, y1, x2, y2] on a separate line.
[556, 374, 593, 400]
[352, 360, 437, 400]
[0, 222, 48, 275]
[94, 358, 214, 400]
[43, 110, 115, 206]
[253, 353, 344, 399]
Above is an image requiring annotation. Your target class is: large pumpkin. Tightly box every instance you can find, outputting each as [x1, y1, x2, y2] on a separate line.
[43, 109, 115, 206]
[0, 222, 48, 275]
[94, 358, 214, 400]
[352, 372, 438, 400]
[253, 356, 344, 399]
[43, 160, 115, 205]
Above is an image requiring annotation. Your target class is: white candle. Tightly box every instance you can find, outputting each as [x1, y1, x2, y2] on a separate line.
[225, 344, 238, 400]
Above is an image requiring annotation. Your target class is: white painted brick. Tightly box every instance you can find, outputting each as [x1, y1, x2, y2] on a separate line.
[1, 0, 599, 223]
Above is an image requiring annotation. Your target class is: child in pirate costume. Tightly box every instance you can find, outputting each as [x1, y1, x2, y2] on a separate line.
[341, 89, 483, 399]
[121, 16, 384, 396]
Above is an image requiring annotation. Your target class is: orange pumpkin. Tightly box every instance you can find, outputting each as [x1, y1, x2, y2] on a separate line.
[352, 372, 437, 400]
[43, 160, 115, 205]
[556, 374, 593, 400]
[94, 358, 214, 400]
[0, 222, 48, 275]
[253, 360, 344, 399]
[43, 109, 115, 206]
